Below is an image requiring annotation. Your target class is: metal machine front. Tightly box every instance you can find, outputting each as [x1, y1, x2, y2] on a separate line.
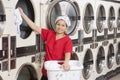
[108, 6, 115, 31]
[82, 49, 93, 79]
[83, 4, 94, 34]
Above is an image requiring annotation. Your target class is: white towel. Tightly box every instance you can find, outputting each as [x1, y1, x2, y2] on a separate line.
[14, 8, 22, 34]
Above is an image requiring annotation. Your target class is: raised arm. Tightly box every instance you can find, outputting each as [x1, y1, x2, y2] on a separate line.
[18, 7, 41, 34]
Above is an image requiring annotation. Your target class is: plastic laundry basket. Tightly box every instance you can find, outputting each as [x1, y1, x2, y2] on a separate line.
[44, 60, 83, 80]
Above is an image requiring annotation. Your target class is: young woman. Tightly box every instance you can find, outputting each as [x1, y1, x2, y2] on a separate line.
[18, 8, 72, 80]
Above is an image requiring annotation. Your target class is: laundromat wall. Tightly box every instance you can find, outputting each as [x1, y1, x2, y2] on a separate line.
[0, 0, 120, 80]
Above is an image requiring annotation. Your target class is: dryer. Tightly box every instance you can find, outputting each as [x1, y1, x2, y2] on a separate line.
[77, 43, 94, 80]
[116, 2, 120, 69]
[39, 0, 81, 79]
[105, 2, 116, 43]
[0, 0, 6, 79]
[40, 0, 80, 40]
[95, 0, 107, 43]
[116, 42, 120, 67]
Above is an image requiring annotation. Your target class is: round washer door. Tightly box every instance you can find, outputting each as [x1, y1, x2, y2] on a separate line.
[82, 49, 93, 79]
[107, 44, 114, 69]
[16, 65, 37, 80]
[96, 47, 105, 74]
[16, 0, 35, 39]
[47, 0, 79, 35]
[96, 5, 106, 33]
[108, 7, 115, 31]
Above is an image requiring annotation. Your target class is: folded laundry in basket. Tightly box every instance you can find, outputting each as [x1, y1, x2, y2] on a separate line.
[14, 8, 22, 34]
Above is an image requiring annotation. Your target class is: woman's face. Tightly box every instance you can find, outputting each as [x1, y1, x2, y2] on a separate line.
[55, 19, 67, 34]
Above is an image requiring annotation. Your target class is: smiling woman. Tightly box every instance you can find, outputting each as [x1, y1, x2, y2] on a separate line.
[18, 6, 73, 80]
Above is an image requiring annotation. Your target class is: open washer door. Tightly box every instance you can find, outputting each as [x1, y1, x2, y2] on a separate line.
[15, 0, 35, 39]
[47, 0, 79, 35]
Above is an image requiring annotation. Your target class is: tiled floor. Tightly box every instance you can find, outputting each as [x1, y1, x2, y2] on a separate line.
[109, 74, 120, 80]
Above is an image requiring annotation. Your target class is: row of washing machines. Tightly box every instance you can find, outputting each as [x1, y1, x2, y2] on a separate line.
[0, 0, 120, 80]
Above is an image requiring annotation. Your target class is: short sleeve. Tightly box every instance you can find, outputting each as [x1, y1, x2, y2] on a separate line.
[64, 39, 72, 54]
[41, 29, 49, 41]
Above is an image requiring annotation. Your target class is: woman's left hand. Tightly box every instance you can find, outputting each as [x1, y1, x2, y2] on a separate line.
[62, 62, 70, 71]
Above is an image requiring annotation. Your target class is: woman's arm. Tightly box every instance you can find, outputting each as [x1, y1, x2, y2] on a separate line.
[18, 7, 41, 34]
[62, 52, 71, 71]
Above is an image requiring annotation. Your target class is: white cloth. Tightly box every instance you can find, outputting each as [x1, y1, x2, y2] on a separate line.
[14, 8, 22, 34]
[55, 15, 71, 27]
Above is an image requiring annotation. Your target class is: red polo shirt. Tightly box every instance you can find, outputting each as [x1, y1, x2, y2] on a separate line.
[41, 29, 72, 76]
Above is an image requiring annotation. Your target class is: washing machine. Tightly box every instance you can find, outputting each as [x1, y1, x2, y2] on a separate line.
[79, 0, 95, 39]
[106, 2, 116, 42]
[92, 0, 110, 79]
[116, 2, 120, 68]
[107, 1, 119, 72]
[92, 44, 106, 80]
[0, 0, 41, 80]
[93, 1, 107, 79]
[40, 0, 80, 42]
[95, 0, 107, 43]
[74, 0, 97, 80]
[0, 0, 6, 79]
[116, 6, 120, 68]
[111, 2, 120, 71]
[77, 45, 94, 80]
[116, 42, 120, 68]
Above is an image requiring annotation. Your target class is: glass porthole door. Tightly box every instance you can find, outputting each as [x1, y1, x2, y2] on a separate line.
[83, 4, 94, 34]
[16, 0, 35, 39]
[108, 7, 115, 31]
[96, 5, 106, 33]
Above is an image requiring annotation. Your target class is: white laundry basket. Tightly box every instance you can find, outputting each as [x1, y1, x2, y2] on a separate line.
[44, 60, 83, 80]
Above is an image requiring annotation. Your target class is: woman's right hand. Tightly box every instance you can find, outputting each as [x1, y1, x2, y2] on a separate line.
[17, 7, 41, 34]
[18, 7, 24, 15]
